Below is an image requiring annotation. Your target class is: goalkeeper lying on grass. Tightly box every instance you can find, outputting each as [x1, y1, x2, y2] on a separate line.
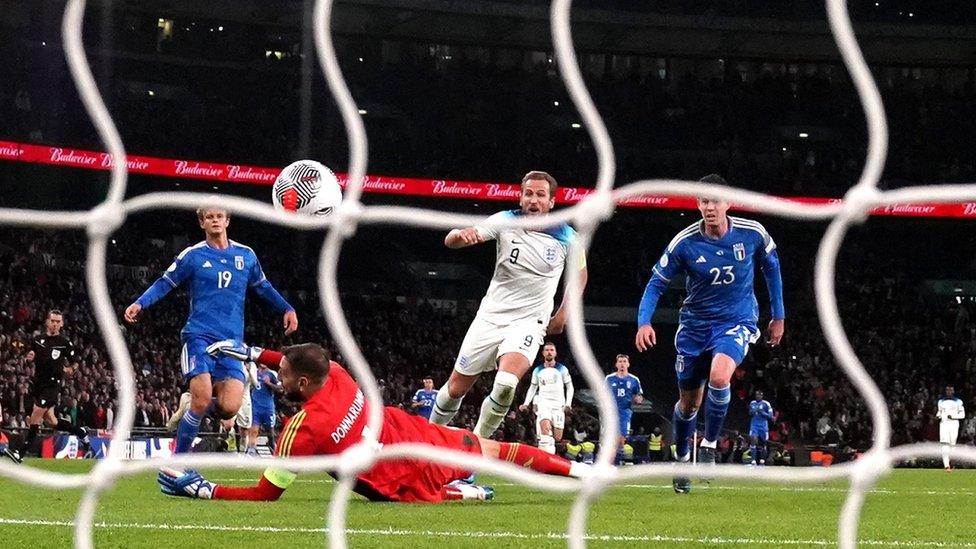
[159, 342, 589, 502]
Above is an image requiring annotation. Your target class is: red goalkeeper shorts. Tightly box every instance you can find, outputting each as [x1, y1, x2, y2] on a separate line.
[355, 407, 481, 503]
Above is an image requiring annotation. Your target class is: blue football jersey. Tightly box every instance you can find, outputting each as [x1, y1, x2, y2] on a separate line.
[412, 389, 438, 419]
[252, 368, 279, 411]
[649, 217, 779, 326]
[605, 373, 642, 412]
[141, 240, 284, 340]
[749, 399, 773, 431]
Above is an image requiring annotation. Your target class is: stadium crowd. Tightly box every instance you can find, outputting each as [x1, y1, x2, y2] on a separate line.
[2, 12, 976, 196]
[1, 3, 975, 458]
[2, 221, 975, 462]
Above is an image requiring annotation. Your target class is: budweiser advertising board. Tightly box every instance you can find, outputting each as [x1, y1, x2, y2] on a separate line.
[2, 140, 974, 218]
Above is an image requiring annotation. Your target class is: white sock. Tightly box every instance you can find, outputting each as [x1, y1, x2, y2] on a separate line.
[429, 383, 464, 425]
[474, 371, 519, 438]
[449, 482, 488, 500]
[700, 439, 717, 449]
[569, 462, 591, 478]
[538, 435, 556, 455]
[942, 445, 950, 469]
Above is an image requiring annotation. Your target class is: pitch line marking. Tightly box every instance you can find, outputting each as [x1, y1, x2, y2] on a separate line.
[1, 517, 974, 547]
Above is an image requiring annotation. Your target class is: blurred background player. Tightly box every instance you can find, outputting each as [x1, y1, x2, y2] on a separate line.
[748, 390, 774, 466]
[159, 341, 589, 503]
[410, 376, 437, 420]
[21, 310, 90, 457]
[219, 362, 258, 453]
[518, 342, 574, 454]
[124, 206, 297, 454]
[605, 354, 643, 464]
[937, 385, 964, 471]
[0, 402, 21, 463]
[635, 176, 785, 494]
[248, 360, 282, 455]
[429, 171, 587, 439]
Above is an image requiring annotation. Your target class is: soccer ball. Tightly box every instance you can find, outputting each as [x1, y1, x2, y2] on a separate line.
[271, 159, 343, 216]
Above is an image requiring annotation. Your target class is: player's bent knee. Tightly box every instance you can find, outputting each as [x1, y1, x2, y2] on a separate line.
[497, 352, 531, 377]
[491, 371, 519, 404]
[677, 401, 699, 416]
[215, 405, 238, 420]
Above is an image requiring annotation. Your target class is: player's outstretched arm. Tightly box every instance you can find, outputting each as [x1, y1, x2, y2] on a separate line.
[126, 277, 177, 322]
[444, 227, 483, 248]
[248, 258, 298, 335]
[128, 254, 193, 322]
[207, 341, 284, 370]
[636, 243, 683, 351]
[158, 467, 288, 501]
[760, 248, 786, 346]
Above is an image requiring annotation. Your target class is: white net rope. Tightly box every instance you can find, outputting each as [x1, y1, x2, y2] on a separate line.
[2, 0, 976, 547]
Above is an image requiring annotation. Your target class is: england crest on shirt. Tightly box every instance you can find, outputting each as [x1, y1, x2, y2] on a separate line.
[733, 242, 746, 261]
[544, 246, 558, 264]
[51, 349, 61, 359]
[235, 255, 245, 270]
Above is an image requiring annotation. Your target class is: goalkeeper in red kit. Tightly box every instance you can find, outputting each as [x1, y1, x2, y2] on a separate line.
[158, 342, 589, 503]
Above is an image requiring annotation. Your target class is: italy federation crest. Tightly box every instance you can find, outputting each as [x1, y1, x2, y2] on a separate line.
[733, 242, 746, 261]
[235, 255, 245, 270]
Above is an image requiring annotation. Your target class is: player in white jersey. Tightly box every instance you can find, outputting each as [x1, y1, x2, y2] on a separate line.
[220, 362, 259, 453]
[519, 342, 574, 454]
[430, 171, 587, 439]
[937, 385, 965, 471]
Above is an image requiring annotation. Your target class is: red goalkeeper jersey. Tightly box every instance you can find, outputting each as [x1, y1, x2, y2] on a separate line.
[274, 363, 479, 501]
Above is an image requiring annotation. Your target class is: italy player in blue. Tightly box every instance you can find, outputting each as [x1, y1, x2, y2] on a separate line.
[748, 390, 774, 466]
[124, 206, 297, 454]
[635, 175, 785, 493]
[248, 362, 282, 455]
[410, 376, 438, 420]
[605, 354, 644, 463]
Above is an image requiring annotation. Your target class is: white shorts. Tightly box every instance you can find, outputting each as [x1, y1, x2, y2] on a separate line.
[535, 402, 565, 432]
[453, 316, 546, 375]
[940, 421, 959, 444]
[235, 388, 253, 429]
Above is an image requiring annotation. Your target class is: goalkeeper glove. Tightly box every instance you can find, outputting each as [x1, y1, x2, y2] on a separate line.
[205, 340, 263, 363]
[158, 467, 216, 499]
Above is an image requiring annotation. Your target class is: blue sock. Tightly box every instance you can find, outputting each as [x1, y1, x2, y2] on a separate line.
[758, 444, 766, 463]
[749, 445, 757, 462]
[615, 448, 625, 465]
[703, 384, 731, 443]
[672, 402, 697, 460]
[175, 409, 202, 454]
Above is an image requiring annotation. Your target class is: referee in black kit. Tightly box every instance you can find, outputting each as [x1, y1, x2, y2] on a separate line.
[21, 309, 91, 457]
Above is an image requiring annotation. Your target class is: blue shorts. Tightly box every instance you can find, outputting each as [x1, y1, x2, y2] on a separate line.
[674, 322, 759, 390]
[749, 429, 769, 441]
[617, 409, 633, 437]
[180, 335, 246, 383]
[252, 406, 276, 429]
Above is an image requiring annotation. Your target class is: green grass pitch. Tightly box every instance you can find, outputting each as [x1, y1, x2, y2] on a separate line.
[1, 460, 974, 548]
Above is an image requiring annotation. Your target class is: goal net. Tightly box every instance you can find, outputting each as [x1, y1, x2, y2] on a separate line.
[2, 1, 975, 548]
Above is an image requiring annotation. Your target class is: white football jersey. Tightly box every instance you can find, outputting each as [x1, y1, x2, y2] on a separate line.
[938, 397, 965, 422]
[474, 209, 581, 324]
[530, 363, 573, 407]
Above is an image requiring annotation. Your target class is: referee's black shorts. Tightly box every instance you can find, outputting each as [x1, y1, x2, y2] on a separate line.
[31, 383, 60, 410]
